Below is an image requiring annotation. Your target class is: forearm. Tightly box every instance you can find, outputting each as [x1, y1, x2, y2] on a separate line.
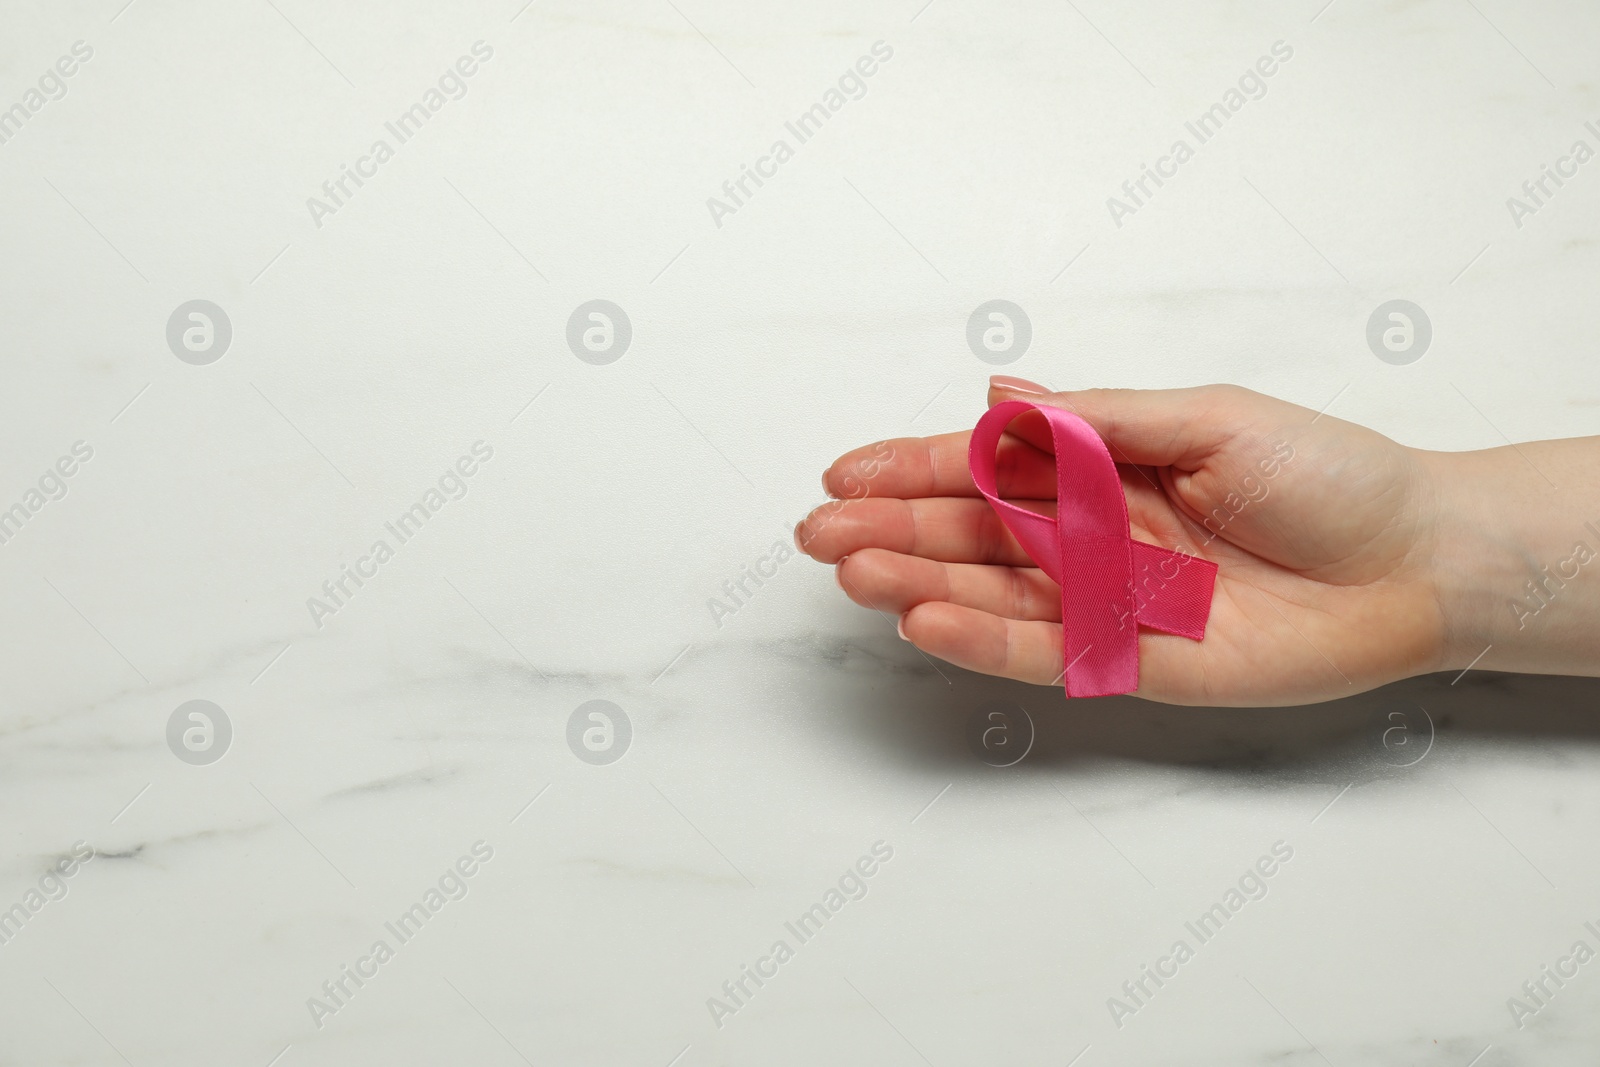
[1420, 439, 1600, 676]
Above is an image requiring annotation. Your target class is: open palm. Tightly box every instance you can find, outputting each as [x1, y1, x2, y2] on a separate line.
[797, 383, 1448, 706]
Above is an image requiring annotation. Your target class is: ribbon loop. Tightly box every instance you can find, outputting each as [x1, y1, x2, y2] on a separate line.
[968, 400, 1217, 698]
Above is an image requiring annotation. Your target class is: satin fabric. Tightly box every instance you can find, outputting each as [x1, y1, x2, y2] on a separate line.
[968, 400, 1218, 697]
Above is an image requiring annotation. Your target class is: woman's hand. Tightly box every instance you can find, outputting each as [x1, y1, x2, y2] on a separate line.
[796, 380, 1450, 706]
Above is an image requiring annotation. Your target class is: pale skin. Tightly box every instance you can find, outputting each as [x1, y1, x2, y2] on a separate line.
[795, 379, 1600, 707]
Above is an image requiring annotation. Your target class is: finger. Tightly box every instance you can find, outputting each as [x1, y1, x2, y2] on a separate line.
[797, 489, 1183, 565]
[901, 598, 1239, 703]
[835, 548, 1062, 621]
[900, 602, 1064, 685]
[986, 381, 1265, 470]
[822, 432, 1060, 500]
[903, 597, 1238, 701]
[797, 497, 1046, 567]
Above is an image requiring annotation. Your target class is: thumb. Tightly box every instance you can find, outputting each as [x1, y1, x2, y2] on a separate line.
[986, 377, 1253, 470]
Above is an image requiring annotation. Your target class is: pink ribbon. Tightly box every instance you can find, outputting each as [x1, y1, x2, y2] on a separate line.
[968, 400, 1217, 698]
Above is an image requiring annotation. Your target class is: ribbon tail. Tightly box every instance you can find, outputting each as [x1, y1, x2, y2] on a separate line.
[1130, 541, 1218, 640]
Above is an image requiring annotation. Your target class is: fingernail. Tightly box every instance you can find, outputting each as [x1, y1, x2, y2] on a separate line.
[835, 557, 848, 590]
[990, 375, 1048, 394]
[822, 470, 836, 499]
[896, 613, 910, 640]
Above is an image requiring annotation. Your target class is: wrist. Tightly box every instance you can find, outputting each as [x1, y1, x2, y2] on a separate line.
[1415, 442, 1600, 677]
[1414, 447, 1511, 670]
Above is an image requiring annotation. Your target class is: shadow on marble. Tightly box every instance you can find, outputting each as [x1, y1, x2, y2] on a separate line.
[835, 662, 1600, 778]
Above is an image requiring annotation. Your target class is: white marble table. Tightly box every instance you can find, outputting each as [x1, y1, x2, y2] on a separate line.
[3, 0, 1599, 1063]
